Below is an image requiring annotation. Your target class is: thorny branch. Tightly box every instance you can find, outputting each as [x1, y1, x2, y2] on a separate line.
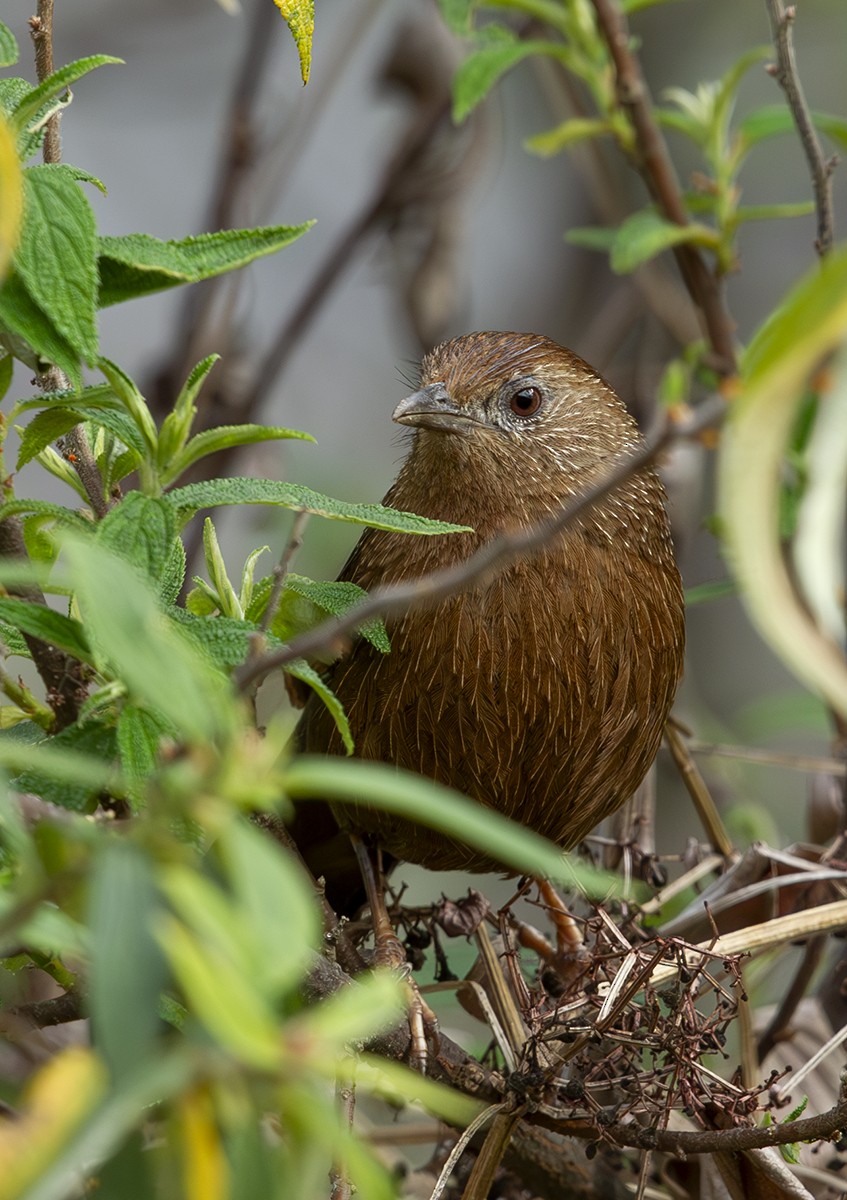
[765, 0, 837, 257]
[588, 0, 738, 375]
[236, 392, 726, 690]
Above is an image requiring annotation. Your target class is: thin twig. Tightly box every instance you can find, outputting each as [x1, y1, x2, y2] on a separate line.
[664, 722, 737, 861]
[329, 1075, 356, 1200]
[588, 0, 738, 375]
[429, 1103, 507, 1200]
[764, 0, 837, 257]
[236, 393, 725, 690]
[686, 738, 847, 777]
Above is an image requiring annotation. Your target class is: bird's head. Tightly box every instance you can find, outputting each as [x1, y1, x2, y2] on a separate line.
[392, 332, 640, 507]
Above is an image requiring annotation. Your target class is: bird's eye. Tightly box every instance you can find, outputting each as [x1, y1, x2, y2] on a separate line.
[509, 386, 543, 418]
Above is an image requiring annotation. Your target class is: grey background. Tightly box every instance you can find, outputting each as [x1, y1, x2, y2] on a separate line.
[5, 0, 847, 889]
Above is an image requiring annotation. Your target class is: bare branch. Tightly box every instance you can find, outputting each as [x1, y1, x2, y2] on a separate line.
[765, 0, 837, 257]
[236, 394, 725, 691]
[28, 0, 60, 163]
[588, 0, 738, 375]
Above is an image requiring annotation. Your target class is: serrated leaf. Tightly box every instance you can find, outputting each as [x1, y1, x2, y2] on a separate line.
[162, 422, 314, 486]
[0, 22, 19, 68]
[160, 538, 187, 607]
[285, 658, 353, 753]
[0, 597, 93, 665]
[0, 498, 91, 529]
[165, 477, 473, 536]
[453, 35, 565, 123]
[97, 357, 158, 454]
[17, 405, 146, 469]
[0, 620, 30, 657]
[13, 720, 118, 811]
[610, 209, 717, 273]
[525, 117, 612, 157]
[169, 609, 279, 670]
[117, 705, 170, 809]
[96, 493, 177, 585]
[273, 0, 314, 85]
[97, 223, 315, 307]
[0, 354, 12, 403]
[0, 269, 82, 386]
[259, 573, 390, 654]
[9, 54, 122, 135]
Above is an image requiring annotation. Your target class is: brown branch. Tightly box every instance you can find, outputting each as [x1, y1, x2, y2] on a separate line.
[28, 0, 60, 163]
[12, 989, 82, 1027]
[0, 519, 88, 730]
[236, 392, 725, 691]
[765, 0, 837, 257]
[588, 0, 738, 375]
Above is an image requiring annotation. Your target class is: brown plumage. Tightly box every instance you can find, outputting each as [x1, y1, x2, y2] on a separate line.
[294, 331, 684, 880]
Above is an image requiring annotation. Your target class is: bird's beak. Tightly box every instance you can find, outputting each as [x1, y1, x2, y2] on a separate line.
[392, 383, 478, 435]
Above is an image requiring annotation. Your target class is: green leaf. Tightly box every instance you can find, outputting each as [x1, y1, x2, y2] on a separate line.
[719, 246, 847, 720]
[565, 225, 617, 253]
[17, 405, 146, 469]
[0, 22, 19, 68]
[97, 357, 158, 455]
[525, 117, 612, 157]
[285, 658, 353, 753]
[156, 353, 219, 469]
[162, 422, 314, 486]
[97, 223, 315, 307]
[63, 537, 235, 741]
[713, 46, 771, 139]
[0, 270, 82, 386]
[621, 0, 684, 9]
[453, 35, 566, 123]
[684, 579, 736, 607]
[116, 705, 170, 810]
[436, 0, 476, 33]
[88, 843, 167, 1083]
[0, 497, 91, 530]
[157, 915, 281, 1069]
[273, 0, 314, 85]
[610, 209, 717, 273]
[9, 55, 122, 135]
[0, 352, 12, 403]
[738, 106, 847, 153]
[735, 201, 816, 223]
[201, 516, 241, 618]
[0, 597, 93, 665]
[159, 538, 187, 607]
[96, 493, 177, 585]
[0, 620, 30, 657]
[255, 573, 390, 654]
[285, 758, 621, 894]
[166, 477, 473, 536]
[13, 721, 118, 811]
[169, 610, 279, 670]
[217, 818, 319, 995]
[18, 167, 99, 366]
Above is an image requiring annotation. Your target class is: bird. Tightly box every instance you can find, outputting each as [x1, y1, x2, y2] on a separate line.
[290, 331, 684, 902]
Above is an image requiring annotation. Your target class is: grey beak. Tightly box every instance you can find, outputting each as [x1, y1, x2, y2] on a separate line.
[392, 383, 476, 435]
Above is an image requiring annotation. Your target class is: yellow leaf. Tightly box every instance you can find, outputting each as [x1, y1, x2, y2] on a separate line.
[180, 1086, 230, 1200]
[274, 0, 314, 85]
[0, 1046, 106, 1200]
[0, 115, 22, 281]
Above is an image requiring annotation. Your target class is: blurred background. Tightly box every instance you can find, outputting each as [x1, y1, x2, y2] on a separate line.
[5, 0, 847, 892]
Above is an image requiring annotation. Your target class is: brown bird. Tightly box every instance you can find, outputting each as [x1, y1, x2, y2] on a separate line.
[292, 331, 684, 898]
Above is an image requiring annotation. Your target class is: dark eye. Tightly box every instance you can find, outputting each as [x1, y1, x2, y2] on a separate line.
[509, 386, 543, 417]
